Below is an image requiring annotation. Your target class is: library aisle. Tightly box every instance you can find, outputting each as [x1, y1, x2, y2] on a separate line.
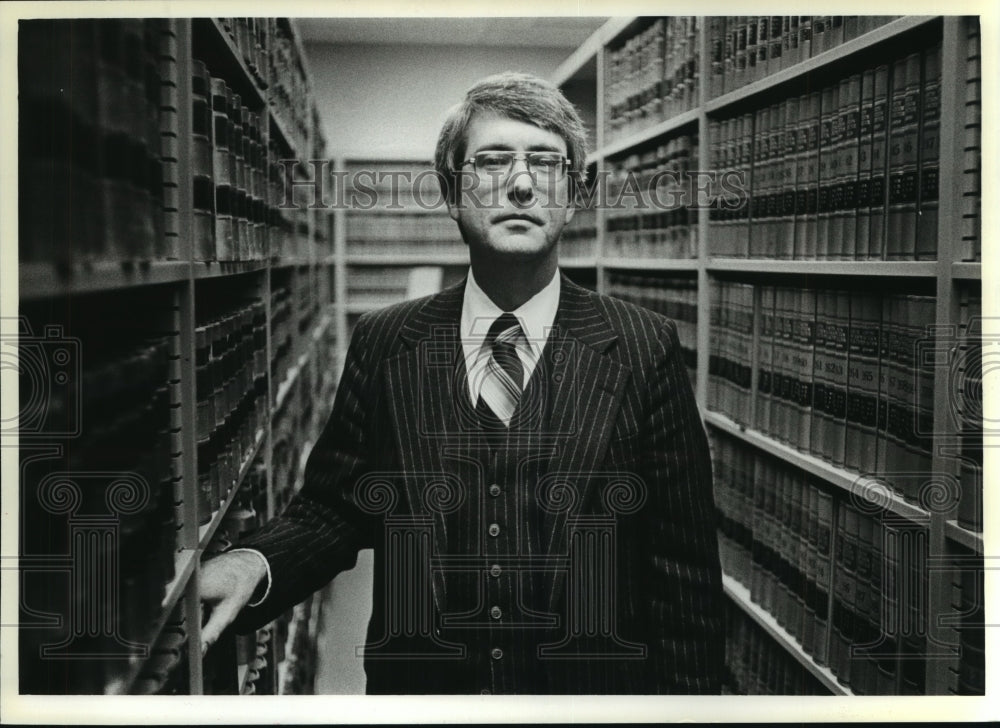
[11, 14, 986, 700]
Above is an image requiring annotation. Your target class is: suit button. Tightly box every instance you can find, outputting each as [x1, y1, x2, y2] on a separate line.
[488, 523, 500, 537]
[489, 564, 502, 577]
[491, 647, 503, 660]
[488, 483, 501, 497]
[490, 606, 502, 620]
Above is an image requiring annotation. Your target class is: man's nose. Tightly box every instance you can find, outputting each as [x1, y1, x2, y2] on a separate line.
[507, 159, 536, 205]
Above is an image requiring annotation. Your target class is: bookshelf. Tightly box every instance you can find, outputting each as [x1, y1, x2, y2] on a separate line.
[17, 18, 337, 695]
[556, 15, 983, 696]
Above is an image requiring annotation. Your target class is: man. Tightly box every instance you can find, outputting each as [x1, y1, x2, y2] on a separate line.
[201, 72, 723, 694]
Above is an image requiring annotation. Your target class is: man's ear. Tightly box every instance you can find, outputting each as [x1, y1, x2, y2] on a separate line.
[446, 193, 461, 222]
[564, 203, 576, 225]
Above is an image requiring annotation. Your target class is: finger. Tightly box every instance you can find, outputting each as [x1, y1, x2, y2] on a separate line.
[200, 597, 239, 654]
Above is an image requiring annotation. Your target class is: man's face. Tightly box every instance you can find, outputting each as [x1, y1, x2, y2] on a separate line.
[446, 113, 576, 262]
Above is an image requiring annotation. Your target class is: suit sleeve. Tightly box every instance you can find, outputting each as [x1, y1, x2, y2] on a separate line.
[641, 318, 724, 694]
[232, 314, 380, 631]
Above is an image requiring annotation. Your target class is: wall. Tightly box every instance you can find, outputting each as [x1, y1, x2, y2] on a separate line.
[306, 42, 576, 160]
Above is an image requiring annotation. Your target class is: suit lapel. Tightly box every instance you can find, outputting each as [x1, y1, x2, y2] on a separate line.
[541, 276, 631, 612]
[383, 280, 468, 613]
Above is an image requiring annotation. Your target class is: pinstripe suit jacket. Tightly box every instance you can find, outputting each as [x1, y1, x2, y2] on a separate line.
[235, 274, 723, 694]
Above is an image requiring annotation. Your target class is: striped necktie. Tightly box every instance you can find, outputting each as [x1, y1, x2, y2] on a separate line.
[476, 313, 525, 428]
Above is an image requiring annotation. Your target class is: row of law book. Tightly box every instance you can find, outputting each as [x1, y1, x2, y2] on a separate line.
[194, 301, 268, 525]
[343, 160, 445, 211]
[18, 328, 179, 694]
[19, 19, 168, 266]
[269, 19, 312, 159]
[605, 134, 700, 260]
[709, 42, 943, 260]
[708, 281, 979, 513]
[345, 210, 461, 245]
[724, 601, 826, 694]
[708, 17, 898, 98]
[270, 283, 295, 400]
[560, 207, 597, 260]
[607, 273, 698, 385]
[217, 18, 271, 88]
[604, 17, 699, 144]
[711, 430, 940, 695]
[190, 57, 309, 262]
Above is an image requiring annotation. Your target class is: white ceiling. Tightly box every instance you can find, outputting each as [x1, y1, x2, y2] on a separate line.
[295, 17, 608, 49]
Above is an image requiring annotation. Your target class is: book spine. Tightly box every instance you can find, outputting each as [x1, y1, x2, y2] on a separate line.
[855, 68, 875, 260]
[830, 291, 851, 466]
[868, 64, 890, 259]
[798, 16, 812, 63]
[738, 113, 754, 257]
[810, 290, 831, 460]
[838, 74, 862, 259]
[845, 292, 882, 474]
[709, 17, 726, 99]
[781, 16, 799, 71]
[800, 92, 820, 258]
[769, 16, 784, 77]
[800, 482, 819, 652]
[780, 97, 798, 258]
[768, 102, 785, 258]
[915, 42, 941, 259]
[886, 53, 921, 260]
[795, 287, 816, 453]
[816, 84, 837, 258]
[813, 488, 835, 665]
[756, 285, 776, 435]
[792, 93, 810, 257]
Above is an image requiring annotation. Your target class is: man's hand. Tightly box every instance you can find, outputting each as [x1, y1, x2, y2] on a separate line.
[199, 550, 267, 654]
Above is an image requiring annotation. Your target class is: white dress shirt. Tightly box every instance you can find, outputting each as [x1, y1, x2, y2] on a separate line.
[461, 267, 560, 405]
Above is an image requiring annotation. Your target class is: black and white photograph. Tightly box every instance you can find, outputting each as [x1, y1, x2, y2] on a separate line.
[0, 3, 994, 723]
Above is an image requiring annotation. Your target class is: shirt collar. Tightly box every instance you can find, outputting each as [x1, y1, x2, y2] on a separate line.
[461, 267, 560, 357]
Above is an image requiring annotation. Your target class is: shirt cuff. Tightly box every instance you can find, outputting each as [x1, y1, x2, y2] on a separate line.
[227, 548, 272, 608]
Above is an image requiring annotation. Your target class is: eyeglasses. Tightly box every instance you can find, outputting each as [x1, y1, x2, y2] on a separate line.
[458, 151, 572, 181]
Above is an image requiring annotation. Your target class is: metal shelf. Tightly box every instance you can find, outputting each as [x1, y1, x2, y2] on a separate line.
[705, 17, 939, 115]
[706, 259, 939, 277]
[600, 256, 698, 272]
[268, 107, 299, 156]
[192, 259, 269, 280]
[598, 108, 700, 160]
[559, 257, 598, 269]
[346, 253, 469, 266]
[722, 574, 852, 695]
[106, 548, 199, 695]
[20, 260, 192, 300]
[945, 520, 983, 553]
[270, 256, 315, 269]
[952, 262, 982, 281]
[704, 411, 930, 522]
